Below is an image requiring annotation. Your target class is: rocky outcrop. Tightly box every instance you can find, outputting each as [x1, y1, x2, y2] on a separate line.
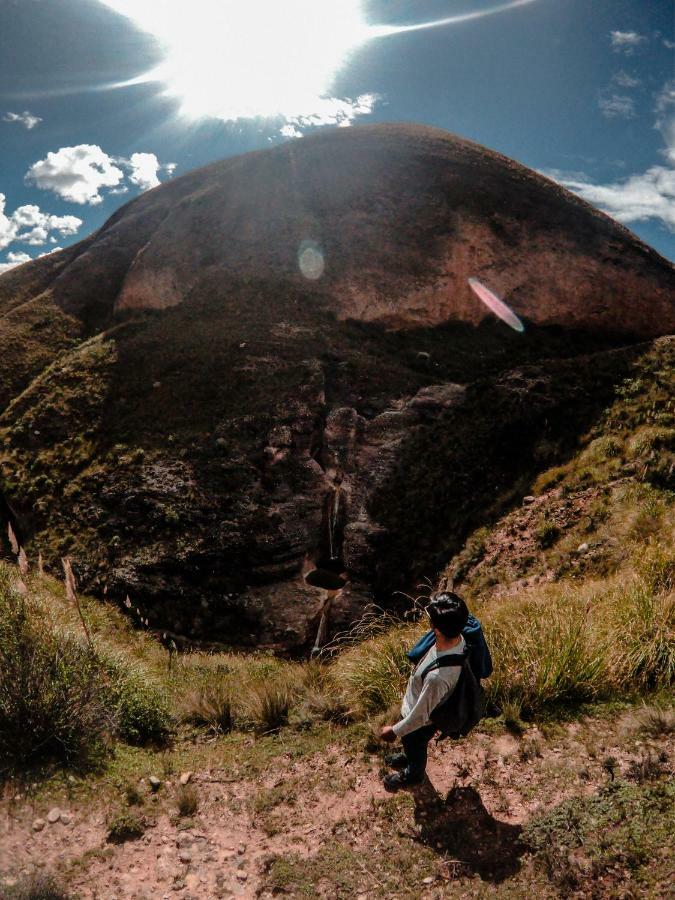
[0, 124, 674, 650]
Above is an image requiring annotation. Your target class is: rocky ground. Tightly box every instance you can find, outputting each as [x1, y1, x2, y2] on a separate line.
[1, 706, 672, 898]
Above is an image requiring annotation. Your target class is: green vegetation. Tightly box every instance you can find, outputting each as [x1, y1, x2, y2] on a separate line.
[106, 809, 146, 843]
[523, 779, 674, 896]
[2, 871, 72, 900]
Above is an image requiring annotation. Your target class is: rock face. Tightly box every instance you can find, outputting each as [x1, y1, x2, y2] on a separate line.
[0, 124, 674, 650]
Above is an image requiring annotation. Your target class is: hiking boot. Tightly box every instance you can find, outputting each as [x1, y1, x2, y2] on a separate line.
[382, 769, 423, 792]
[384, 752, 408, 770]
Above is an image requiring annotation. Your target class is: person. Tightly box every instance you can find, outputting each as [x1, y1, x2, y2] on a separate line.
[380, 592, 469, 791]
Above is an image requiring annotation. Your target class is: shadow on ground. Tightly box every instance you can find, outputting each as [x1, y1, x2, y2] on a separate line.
[412, 780, 524, 882]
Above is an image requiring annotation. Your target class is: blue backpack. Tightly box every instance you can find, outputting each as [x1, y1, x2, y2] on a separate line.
[407, 614, 493, 680]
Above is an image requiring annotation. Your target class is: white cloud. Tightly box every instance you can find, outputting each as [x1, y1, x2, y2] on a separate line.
[656, 80, 675, 164]
[26, 145, 177, 205]
[0, 193, 83, 251]
[280, 124, 303, 139]
[3, 110, 42, 129]
[663, 39, 675, 50]
[125, 152, 161, 191]
[0, 250, 32, 275]
[610, 30, 647, 54]
[612, 71, 641, 89]
[542, 166, 675, 231]
[278, 93, 380, 138]
[598, 93, 636, 119]
[26, 144, 125, 205]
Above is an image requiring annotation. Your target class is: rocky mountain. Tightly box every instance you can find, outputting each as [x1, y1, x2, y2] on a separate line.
[1, 123, 674, 651]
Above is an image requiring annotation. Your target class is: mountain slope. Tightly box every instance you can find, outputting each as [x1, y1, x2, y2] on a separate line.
[0, 123, 674, 649]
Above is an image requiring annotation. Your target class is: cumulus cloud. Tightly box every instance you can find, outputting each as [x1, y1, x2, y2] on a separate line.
[598, 93, 636, 119]
[610, 30, 647, 54]
[26, 145, 126, 205]
[26, 145, 176, 205]
[3, 110, 42, 130]
[0, 194, 83, 251]
[541, 166, 675, 231]
[278, 93, 380, 139]
[125, 152, 161, 191]
[0, 250, 32, 275]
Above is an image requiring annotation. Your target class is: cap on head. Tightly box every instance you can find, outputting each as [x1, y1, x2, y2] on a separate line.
[427, 591, 469, 639]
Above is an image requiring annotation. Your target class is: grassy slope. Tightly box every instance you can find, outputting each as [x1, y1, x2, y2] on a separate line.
[0, 336, 673, 898]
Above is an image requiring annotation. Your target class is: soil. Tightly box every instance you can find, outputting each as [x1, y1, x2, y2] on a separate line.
[1, 710, 671, 898]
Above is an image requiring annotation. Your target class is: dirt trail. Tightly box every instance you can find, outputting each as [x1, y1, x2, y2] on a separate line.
[1, 712, 672, 898]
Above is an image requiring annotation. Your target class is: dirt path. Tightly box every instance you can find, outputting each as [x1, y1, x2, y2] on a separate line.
[1, 711, 672, 898]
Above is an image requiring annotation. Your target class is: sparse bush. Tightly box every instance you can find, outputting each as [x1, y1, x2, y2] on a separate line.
[176, 784, 199, 817]
[124, 781, 143, 806]
[635, 704, 675, 738]
[2, 872, 71, 900]
[103, 654, 171, 745]
[181, 681, 234, 733]
[535, 521, 561, 549]
[606, 581, 674, 690]
[245, 679, 295, 733]
[0, 571, 113, 767]
[106, 810, 145, 843]
[330, 630, 410, 716]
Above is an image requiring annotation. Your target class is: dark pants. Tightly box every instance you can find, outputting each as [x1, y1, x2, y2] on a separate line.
[401, 724, 437, 782]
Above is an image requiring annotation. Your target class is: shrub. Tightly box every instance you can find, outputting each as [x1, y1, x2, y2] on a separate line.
[175, 784, 199, 817]
[181, 680, 234, 733]
[3, 872, 71, 900]
[245, 679, 295, 733]
[106, 810, 145, 843]
[102, 653, 171, 745]
[605, 581, 674, 690]
[0, 571, 113, 767]
[535, 521, 561, 549]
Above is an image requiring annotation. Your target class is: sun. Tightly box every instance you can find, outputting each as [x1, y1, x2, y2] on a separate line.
[101, 0, 543, 125]
[101, 0, 370, 122]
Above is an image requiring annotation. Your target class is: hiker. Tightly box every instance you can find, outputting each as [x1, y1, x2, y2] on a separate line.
[380, 592, 489, 791]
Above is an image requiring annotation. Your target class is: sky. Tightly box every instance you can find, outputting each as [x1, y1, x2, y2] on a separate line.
[0, 0, 673, 274]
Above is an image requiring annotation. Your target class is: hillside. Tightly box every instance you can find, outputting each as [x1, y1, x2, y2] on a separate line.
[0, 333, 672, 898]
[1, 124, 675, 650]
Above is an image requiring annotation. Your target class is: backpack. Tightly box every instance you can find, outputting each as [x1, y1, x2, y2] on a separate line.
[420, 651, 485, 740]
[407, 614, 493, 680]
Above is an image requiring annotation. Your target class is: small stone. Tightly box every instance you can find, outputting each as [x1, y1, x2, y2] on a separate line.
[577, 542, 589, 553]
[32, 819, 46, 832]
[179, 772, 192, 786]
[237, 843, 246, 855]
[178, 849, 192, 864]
[149, 776, 162, 792]
[67, 775, 77, 784]
[60, 813, 72, 825]
[522, 495, 536, 505]
[236, 872, 248, 881]
[47, 808, 61, 824]
[422, 876, 435, 884]
[153, 382, 162, 389]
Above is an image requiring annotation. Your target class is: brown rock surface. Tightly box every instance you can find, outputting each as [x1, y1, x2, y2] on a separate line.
[0, 124, 673, 649]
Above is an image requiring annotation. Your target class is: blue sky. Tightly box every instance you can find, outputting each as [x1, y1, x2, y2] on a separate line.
[1, 0, 673, 273]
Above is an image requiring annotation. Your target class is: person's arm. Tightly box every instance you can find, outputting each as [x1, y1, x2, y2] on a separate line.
[391, 674, 451, 738]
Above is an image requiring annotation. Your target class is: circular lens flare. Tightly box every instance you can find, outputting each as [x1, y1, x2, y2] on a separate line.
[298, 240, 325, 280]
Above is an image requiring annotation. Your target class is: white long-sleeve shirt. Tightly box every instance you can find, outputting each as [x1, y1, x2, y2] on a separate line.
[392, 636, 466, 738]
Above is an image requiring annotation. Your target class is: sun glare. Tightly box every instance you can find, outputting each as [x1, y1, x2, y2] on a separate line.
[101, 0, 543, 125]
[101, 0, 370, 122]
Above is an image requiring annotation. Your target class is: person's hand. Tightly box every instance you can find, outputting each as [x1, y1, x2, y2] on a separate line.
[380, 725, 397, 744]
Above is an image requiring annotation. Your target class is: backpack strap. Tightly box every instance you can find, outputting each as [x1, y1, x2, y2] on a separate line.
[420, 652, 467, 682]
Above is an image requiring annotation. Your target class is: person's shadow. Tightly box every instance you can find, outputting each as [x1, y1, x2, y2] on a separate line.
[410, 779, 524, 882]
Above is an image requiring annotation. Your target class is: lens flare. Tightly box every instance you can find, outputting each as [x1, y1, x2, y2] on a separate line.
[468, 278, 525, 332]
[298, 240, 325, 280]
